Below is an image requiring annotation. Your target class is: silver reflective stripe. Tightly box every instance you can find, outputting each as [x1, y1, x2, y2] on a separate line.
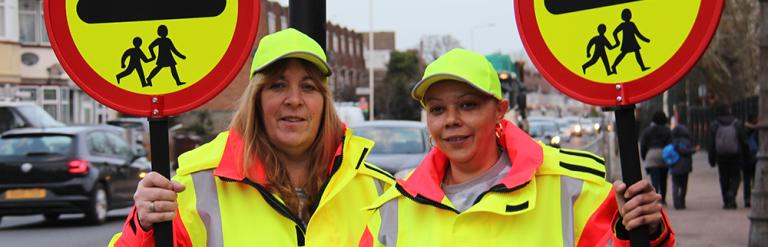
[374, 179, 384, 196]
[192, 170, 223, 247]
[378, 199, 399, 247]
[561, 176, 583, 247]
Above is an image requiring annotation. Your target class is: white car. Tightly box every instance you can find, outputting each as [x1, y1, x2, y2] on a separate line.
[349, 120, 430, 175]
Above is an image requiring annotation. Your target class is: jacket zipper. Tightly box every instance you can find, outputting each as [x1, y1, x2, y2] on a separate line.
[222, 177, 307, 246]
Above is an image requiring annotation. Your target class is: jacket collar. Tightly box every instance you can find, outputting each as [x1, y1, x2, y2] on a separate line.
[399, 119, 543, 203]
[213, 127, 346, 185]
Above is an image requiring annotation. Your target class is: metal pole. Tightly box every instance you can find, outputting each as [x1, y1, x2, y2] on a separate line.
[368, 0, 375, 120]
[614, 105, 650, 247]
[289, 0, 326, 49]
[749, 2, 768, 245]
[149, 118, 172, 247]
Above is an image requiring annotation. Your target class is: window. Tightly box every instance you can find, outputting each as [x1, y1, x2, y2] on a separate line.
[268, 12, 276, 33]
[105, 132, 131, 158]
[280, 16, 288, 30]
[333, 35, 339, 52]
[19, 0, 48, 43]
[0, 0, 5, 37]
[87, 132, 110, 155]
[17, 87, 37, 102]
[43, 88, 57, 100]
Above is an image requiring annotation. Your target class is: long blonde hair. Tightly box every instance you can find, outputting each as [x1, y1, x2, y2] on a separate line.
[230, 59, 343, 220]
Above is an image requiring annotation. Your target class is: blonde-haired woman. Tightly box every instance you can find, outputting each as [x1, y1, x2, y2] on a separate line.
[110, 28, 393, 246]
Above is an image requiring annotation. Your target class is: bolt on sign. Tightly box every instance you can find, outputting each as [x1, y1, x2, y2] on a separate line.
[45, 0, 260, 117]
[516, 0, 723, 106]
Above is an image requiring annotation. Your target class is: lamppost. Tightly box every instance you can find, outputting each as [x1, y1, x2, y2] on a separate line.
[470, 23, 495, 51]
[368, 0, 375, 120]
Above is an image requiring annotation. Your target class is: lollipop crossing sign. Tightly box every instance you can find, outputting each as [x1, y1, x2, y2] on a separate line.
[45, 0, 260, 117]
[516, 0, 724, 106]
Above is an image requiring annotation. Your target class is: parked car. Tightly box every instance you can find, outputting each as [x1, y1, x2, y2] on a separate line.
[0, 125, 150, 225]
[0, 102, 65, 134]
[349, 121, 430, 175]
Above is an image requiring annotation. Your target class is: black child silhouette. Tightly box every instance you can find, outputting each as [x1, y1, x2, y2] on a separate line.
[116, 37, 153, 87]
[146, 25, 187, 86]
[582, 24, 617, 76]
[611, 9, 650, 74]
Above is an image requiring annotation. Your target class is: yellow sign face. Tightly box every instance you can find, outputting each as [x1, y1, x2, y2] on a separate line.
[65, 0, 237, 95]
[535, 0, 700, 84]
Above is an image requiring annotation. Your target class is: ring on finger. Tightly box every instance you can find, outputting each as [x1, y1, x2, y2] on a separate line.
[150, 201, 156, 213]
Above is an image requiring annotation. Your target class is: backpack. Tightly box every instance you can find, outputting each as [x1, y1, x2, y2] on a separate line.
[662, 143, 680, 166]
[715, 120, 739, 155]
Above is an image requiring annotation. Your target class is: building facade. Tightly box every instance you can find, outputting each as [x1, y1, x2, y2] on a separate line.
[0, 0, 114, 124]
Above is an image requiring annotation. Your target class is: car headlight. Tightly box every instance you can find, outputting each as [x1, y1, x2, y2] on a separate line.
[594, 123, 600, 131]
[574, 125, 581, 133]
[551, 136, 561, 145]
[139, 171, 147, 179]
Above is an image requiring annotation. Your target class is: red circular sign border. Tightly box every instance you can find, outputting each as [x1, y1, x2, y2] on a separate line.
[515, 1, 723, 106]
[45, 0, 260, 117]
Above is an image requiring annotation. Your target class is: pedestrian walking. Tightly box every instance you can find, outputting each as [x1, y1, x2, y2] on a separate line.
[669, 125, 696, 210]
[708, 106, 750, 209]
[743, 114, 758, 207]
[640, 111, 672, 205]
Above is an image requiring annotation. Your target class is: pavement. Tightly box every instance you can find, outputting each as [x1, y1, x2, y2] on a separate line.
[663, 151, 751, 247]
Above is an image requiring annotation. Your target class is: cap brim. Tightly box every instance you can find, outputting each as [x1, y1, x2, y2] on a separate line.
[411, 73, 495, 102]
[252, 51, 332, 77]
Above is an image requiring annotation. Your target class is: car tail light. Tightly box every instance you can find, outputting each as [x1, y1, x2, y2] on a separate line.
[68, 160, 89, 174]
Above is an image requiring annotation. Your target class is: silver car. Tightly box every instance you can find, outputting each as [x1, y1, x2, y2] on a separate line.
[350, 120, 430, 175]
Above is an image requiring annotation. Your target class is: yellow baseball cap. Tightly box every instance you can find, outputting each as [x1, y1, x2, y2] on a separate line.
[250, 28, 332, 78]
[411, 48, 502, 102]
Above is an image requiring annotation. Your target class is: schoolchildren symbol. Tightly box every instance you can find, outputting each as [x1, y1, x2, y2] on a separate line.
[45, 0, 260, 117]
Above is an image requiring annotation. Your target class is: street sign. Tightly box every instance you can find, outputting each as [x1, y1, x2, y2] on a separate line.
[516, 0, 723, 106]
[45, 0, 260, 117]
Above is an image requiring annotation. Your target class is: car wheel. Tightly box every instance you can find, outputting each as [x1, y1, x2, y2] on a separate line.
[85, 183, 108, 225]
[44, 213, 60, 222]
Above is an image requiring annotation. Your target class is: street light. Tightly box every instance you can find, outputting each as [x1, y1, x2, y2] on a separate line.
[368, 0, 375, 120]
[470, 23, 495, 50]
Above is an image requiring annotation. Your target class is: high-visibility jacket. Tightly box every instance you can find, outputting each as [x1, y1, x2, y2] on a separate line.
[359, 120, 674, 247]
[109, 128, 394, 246]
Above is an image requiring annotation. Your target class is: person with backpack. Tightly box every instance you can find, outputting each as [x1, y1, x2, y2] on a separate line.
[668, 125, 696, 210]
[708, 106, 751, 209]
[640, 111, 672, 205]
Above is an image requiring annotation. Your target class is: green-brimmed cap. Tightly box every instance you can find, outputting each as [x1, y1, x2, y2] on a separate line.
[411, 48, 502, 102]
[250, 28, 331, 78]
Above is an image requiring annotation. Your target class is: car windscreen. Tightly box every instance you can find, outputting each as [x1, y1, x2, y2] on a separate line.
[16, 105, 65, 127]
[354, 127, 425, 154]
[0, 134, 74, 156]
[529, 121, 557, 137]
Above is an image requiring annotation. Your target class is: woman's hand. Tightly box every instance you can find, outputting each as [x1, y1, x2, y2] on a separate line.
[134, 172, 186, 231]
[613, 180, 663, 233]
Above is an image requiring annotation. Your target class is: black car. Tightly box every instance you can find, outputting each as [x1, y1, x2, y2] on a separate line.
[0, 125, 150, 225]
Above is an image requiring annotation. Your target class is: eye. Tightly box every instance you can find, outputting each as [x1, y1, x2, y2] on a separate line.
[301, 81, 318, 92]
[267, 81, 287, 90]
[460, 101, 478, 110]
[428, 105, 445, 114]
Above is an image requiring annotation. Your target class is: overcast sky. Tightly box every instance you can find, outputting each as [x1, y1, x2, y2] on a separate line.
[274, 0, 526, 57]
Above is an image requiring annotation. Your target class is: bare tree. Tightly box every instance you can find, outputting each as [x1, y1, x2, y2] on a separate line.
[419, 34, 463, 63]
[696, 0, 759, 104]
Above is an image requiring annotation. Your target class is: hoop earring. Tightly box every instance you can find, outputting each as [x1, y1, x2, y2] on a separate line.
[495, 122, 504, 139]
[428, 135, 436, 146]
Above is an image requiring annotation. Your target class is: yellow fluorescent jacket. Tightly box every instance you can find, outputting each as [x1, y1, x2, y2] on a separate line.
[110, 128, 394, 247]
[359, 120, 674, 247]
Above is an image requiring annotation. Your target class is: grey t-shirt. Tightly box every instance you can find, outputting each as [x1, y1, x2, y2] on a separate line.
[442, 149, 511, 212]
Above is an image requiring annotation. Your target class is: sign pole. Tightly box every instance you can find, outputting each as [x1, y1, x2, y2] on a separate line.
[613, 105, 650, 247]
[149, 117, 172, 247]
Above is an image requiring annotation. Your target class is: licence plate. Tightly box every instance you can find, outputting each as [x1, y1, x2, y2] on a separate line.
[4, 188, 46, 200]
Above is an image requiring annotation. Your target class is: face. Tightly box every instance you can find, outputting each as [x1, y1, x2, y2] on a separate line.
[423, 80, 507, 167]
[260, 60, 325, 156]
